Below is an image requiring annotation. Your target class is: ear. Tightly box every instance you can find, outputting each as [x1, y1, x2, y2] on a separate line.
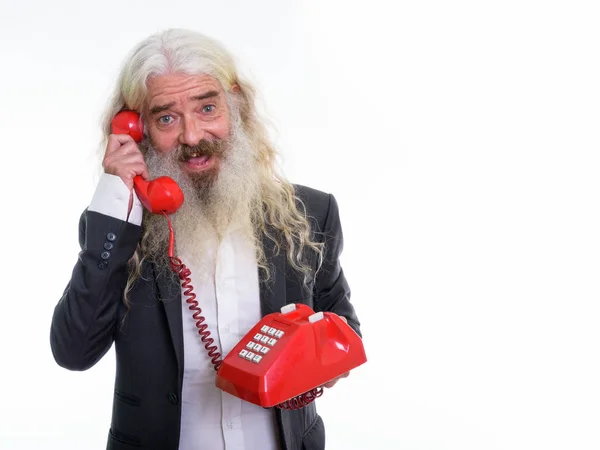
[230, 83, 241, 93]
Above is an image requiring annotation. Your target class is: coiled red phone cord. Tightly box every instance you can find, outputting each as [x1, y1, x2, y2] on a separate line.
[277, 388, 324, 410]
[163, 212, 322, 409]
[163, 213, 223, 371]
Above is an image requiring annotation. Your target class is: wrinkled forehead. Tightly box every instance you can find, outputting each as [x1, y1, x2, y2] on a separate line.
[143, 73, 226, 111]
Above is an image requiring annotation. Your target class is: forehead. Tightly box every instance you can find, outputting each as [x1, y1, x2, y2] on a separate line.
[145, 73, 223, 105]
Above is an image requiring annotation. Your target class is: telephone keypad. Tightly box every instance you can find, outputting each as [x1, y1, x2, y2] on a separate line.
[239, 348, 264, 363]
[240, 325, 285, 363]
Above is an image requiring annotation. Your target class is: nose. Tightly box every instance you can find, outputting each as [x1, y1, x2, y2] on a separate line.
[178, 115, 205, 147]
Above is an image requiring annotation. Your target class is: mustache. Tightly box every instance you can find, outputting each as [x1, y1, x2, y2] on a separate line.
[172, 139, 227, 162]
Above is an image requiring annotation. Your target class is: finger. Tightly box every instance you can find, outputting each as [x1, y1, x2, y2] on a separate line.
[107, 142, 141, 159]
[138, 165, 150, 180]
[113, 152, 146, 166]
[117, 142, 143, 156]
[103, 151, 145, 170]
[119, 163, 149, 181]
[323, 380, 338, 389]
[104, 161, 148, 181]
[109, 133, 136, 145]
[322, 372, 350, 389]
[106, 134, 137, 154]
[102, 158, 130, 176]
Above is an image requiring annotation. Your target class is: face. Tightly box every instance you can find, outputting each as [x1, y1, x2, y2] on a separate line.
[143, 73, 232, 175]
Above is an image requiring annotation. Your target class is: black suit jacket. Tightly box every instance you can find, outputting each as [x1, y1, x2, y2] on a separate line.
[50, 184, 361, 450]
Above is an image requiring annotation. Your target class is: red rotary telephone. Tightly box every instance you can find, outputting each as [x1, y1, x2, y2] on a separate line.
[110, 111, 367, 409]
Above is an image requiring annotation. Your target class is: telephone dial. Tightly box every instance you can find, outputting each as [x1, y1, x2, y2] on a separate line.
[110, 111, 367, 409]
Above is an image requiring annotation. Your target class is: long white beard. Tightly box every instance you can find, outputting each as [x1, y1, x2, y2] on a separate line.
[139, 119, 262, 277]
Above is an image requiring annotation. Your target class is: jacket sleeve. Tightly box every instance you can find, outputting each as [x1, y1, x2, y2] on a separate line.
[313, 193, 362, 338]
[50, 209, 142, 371]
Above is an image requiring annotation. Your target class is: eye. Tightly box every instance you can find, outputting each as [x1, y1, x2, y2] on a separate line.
[202, 105, 216, 113]
[158, 115, 173, 125]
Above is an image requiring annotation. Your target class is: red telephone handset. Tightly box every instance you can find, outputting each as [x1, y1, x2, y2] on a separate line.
[110, 111, 184, 215]
[111, 110, 366, 410]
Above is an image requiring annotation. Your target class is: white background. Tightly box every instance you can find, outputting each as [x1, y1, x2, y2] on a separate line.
[1, 0, 599, 449]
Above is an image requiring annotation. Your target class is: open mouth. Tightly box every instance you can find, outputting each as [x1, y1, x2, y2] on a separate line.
[185, 153, 211, 166]
[180, 152, 215, 171]
[177, 141, 223, 171]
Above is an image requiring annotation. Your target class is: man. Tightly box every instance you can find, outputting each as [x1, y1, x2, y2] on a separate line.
[50, 28, 362, 450]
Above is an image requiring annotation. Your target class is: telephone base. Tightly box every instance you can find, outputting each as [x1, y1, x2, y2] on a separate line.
[215, 303, 366, 408]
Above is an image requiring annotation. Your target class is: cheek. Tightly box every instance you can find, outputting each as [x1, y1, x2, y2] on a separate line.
[154, 139, 175, 153]
[210, 114, 232, 139]
[148, 129, 177, 152]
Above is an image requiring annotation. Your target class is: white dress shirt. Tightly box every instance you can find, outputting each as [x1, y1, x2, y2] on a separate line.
[89, 173, 280, 450]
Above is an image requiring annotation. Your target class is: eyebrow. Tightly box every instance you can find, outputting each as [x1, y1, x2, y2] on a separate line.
[149, 90, 220, 116]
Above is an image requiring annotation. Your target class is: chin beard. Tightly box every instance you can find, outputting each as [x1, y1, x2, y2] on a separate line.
[137, 122, 263, 277]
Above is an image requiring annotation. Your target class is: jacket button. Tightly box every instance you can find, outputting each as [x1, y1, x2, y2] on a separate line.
[101, 251, 111, 260]
[104, 242, 114, 250]
[98, 261, 108, 270]
[168, 393, 178, 404]
[107, 232, 117, 241]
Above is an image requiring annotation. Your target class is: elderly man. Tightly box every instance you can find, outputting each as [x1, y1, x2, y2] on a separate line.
[50, 28, 362, 450]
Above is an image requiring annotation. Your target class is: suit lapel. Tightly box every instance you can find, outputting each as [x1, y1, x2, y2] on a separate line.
[154, 263, 184, 387]
[258, 230, 293, 450]
[259, 230, 288, 317]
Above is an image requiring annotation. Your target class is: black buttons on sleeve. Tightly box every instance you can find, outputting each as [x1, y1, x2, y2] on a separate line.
[98, 232, 117, 269]
[168, 392, 178, 405]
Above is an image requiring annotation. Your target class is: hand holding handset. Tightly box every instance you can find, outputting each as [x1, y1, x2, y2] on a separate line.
[110, 111, 184, 215]
[111, 111, 366, 409]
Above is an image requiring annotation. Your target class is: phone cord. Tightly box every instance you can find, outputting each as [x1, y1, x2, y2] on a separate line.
[277, 388, 324, 410]
[164, 212, 223, 371]
[163, 213, 325, 409]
